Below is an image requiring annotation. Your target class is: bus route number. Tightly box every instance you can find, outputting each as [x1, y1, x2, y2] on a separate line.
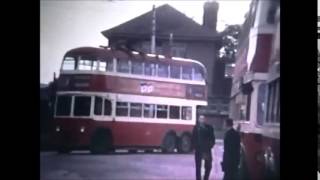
[140, 83, 154, 93]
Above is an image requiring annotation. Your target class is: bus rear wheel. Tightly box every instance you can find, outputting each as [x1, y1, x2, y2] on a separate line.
[161, 132, 177, 153]
[178, 132, 192, 153]
[90, 129, 113, 154]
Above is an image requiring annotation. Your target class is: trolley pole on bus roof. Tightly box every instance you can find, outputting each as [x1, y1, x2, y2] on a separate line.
[151, 5, 156, 54]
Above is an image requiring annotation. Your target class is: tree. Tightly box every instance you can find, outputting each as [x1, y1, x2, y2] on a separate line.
[218, 24, 241, 62]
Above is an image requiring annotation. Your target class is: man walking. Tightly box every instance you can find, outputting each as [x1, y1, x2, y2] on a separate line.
[192, 115, 215, 180]
[221, 118, 241, 180]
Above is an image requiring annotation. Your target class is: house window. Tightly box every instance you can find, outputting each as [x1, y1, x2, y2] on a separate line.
[143, 104, 155, 118]
[74, 96, 92, 116]
[62, 57, 75, 70]
[225, 63, 235, 78]
[116, 102, 129, 116]
[171, 46, 186, 57]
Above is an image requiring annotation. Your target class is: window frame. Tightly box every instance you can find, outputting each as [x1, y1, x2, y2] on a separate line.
[73, 95, 92, 117]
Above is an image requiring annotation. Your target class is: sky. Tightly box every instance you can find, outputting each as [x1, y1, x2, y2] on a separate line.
[40, 0, 251, 84]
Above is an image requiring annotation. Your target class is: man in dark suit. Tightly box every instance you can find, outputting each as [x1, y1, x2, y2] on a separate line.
[192, 115, 215, 180]
[222, 118, 241, 180]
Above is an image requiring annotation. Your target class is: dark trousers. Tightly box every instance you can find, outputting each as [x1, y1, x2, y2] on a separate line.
[223, 167, 238, 180]
[195, 151, 212, 180]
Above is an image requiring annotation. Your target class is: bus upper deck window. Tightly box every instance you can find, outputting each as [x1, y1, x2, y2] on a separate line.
[78, 59, 92, 71]
[144, 62, 156, 76]
[157, 63, 169, 78]
[193, 66, 204, 81]
[182, 66, 192, 80]
[170, 65, 181, 79]
[117, 59, 130, 73]
[92, 61, 98, 71]
[131, 61, 143, 75]
[99, 61, 107, 71]
[62, 57, 75, 70]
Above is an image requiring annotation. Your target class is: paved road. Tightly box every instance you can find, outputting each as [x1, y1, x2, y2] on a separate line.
[40, 141, 224, 180]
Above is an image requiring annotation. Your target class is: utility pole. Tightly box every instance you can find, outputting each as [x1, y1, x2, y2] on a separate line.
[151, 5, 156, 54]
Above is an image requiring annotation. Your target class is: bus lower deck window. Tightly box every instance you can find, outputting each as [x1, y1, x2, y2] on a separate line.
[94, 96, 103, 115]
[157, 105, 168, 118]
[181, 106, 192, 120]
[116, 102, 128, 116]
[169, 106, 180, 119]
[130, 103, 142, 117]
[56, 95, 72, 116]
[143, 104, 155, 118]
[74, 96, 91, 116]
[104, 99, 112, 115]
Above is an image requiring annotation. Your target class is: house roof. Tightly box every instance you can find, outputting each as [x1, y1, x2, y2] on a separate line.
[101, 4, 220, 41]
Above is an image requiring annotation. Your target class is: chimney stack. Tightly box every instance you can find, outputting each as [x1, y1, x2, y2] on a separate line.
[203, 1, 219, 32]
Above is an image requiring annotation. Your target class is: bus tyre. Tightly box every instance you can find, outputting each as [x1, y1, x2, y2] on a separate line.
[178, 132, 192, 153]
[90, 129, 113, 154]
[161, 132, 177, 153]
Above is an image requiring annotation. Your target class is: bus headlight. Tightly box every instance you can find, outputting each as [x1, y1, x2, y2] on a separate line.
[80, 126, 85, 133]
[56, 126, 60, 132]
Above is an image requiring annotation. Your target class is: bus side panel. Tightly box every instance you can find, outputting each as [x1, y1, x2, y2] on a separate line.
[109, 122, 193, 147]
[241, 132, 264, 180]
[53, 118, 193, 148]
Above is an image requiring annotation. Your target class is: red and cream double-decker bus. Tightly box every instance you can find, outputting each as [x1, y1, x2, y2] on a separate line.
[52, 46, 207, 154]
[229, 0, 279, 179]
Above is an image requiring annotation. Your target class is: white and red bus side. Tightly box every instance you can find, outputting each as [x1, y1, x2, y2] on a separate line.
[52, 47, 208, 154]
[229, 0, 280, 179]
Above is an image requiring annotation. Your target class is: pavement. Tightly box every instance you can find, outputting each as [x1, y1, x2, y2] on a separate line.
[40, 140, 224, 180]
